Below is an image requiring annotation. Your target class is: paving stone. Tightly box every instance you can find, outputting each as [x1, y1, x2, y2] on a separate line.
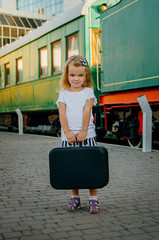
[69, 237, 85, 240]
[49, 231, 69, 239]
[0, 132, 159, 240]
[2, 232, 23, 239]
[83, 234, 103, 240]
[20, 235, 50, 240]
[68, 230, 84, 237]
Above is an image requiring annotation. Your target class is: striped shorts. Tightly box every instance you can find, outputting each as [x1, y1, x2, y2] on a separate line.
[62, 137, 97, 148]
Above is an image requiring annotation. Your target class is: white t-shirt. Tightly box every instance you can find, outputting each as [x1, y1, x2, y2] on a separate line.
[56, 87, 97, 141]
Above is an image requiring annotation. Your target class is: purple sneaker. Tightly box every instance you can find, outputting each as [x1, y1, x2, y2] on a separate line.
[67, 197, 81, 212]
[89, 200, 100, 214]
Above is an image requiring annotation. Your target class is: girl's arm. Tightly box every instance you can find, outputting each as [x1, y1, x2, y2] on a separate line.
[58, 102, 76, 143]
[76, 99, 94, 142]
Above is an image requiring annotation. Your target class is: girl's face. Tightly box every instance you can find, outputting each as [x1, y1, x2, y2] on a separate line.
[68, 65, 86, 91]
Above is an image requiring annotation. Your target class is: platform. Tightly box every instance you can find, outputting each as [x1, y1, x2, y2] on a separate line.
[0, 132, 159, 240]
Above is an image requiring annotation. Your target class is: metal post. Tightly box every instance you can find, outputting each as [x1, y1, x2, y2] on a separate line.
[15, 108, 23, 135]
[96, 34, 100, 91]
[137, 95, 152, 152]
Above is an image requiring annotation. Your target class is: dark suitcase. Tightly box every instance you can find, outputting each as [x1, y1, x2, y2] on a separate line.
[49, 146, 109, 189]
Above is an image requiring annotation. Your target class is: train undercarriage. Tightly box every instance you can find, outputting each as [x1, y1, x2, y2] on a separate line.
[0, 111, 60, 137]
[97, 88, 159, 147]
[96, 104, 159, 147]
[0, 103, 159, 148]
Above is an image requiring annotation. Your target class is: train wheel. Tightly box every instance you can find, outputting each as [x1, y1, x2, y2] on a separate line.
[127, 137, 142, 148]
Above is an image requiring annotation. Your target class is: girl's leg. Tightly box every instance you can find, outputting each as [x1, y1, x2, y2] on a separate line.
[89, 189, 100, 214]
[89, 189, 97, 196]
[67, 189, 81, 212]
[72, 189, 79, 196]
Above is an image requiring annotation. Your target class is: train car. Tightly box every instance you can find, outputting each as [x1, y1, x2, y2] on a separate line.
[0, 0, 158, 148]
[0, 0, 116, 134]
[98, 0, 159, 147]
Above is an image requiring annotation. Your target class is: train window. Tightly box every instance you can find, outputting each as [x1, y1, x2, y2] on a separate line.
[0, 66, 1, 88]
[92, 29, 101, 66]
[5, 63, 10, 86]
[16, 58, 23, 83]
[52, 40, 61, 74]
[39, 47, 48, 77]
[67, 33, 79, 59]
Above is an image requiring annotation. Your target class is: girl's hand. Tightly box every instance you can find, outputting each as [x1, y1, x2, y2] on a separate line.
[65, 131, 76, 144]
[75, 131, 87, 142]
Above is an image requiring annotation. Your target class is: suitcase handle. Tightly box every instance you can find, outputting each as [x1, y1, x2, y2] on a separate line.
[76, 135, 82, 147]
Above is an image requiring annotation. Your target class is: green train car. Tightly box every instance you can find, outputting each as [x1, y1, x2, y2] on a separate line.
[99, 0, 159, 146]
[0, 0, 159, 147]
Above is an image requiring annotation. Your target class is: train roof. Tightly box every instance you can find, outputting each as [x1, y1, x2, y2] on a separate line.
[0, 0, 95, 57]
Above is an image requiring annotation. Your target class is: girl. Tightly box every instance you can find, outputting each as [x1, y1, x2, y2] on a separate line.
[56, 55, 99, 214]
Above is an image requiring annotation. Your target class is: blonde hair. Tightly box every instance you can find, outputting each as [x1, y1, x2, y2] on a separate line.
[58, 55, 93, 91]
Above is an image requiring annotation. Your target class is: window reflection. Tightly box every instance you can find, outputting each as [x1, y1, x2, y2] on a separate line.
[52, 41, 61, 73]
[67, 33, 79, 59]
[5, 63, 10, 86]
[92, 30, 101, 66]
[17, 58, 23, 83]
[39, 47, 48, 77]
